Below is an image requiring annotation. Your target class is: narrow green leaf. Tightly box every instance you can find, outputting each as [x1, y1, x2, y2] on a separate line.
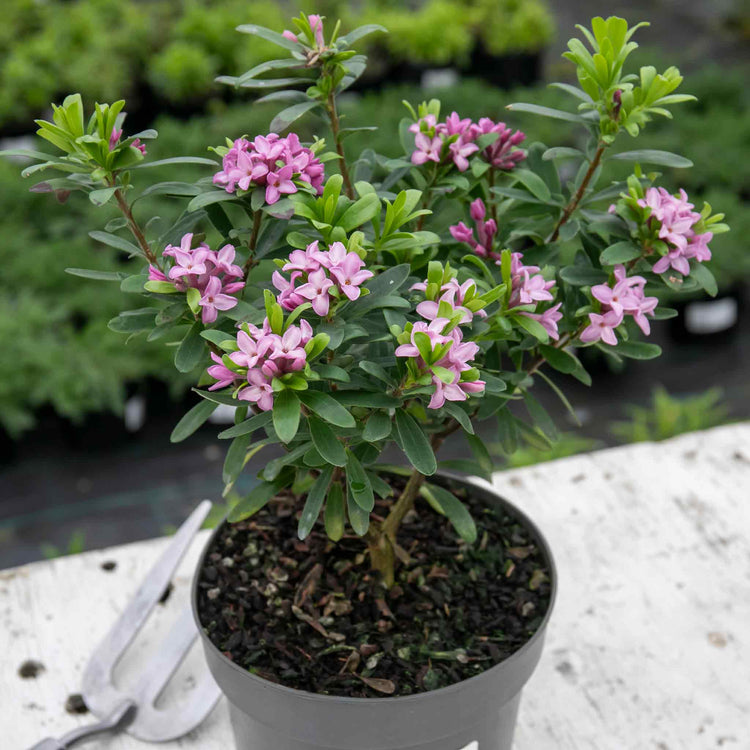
[228, 481, 279, 522]
[395, 410, 436, 475]
[187, 191, 237, 212]
[609, 149, 693, 168]
[506, 102, 584, 123]
[325, 482, 345, 541]
[334, 392, 402, 408]
[421, 484, 477, 544]
[170, 400, 217, 443]
[174, 322, 205, 373]
[363, 264, 411, 299]
[466, 434, 493, 480]
[273, 390, 301, 443]
[559, 265, 609, 286]
[309, 416, 347, 466]
[338, 193, 381, 232]
[513, 169, 551, 202]
[523, 391, 558, 440]
[235, 24, 302, 50]
[442, 402, 474, 434]
[89, 230, 141, 256]
[89, 187, 117, 206]
[299, 390, 355, 428]
[347, 486, 371, 536]
[539, 345, 579, 374]
[298, 467, 333, 539]
[346, 452, 374, 512]
[615, 341, 662, 359]
[362, 411, 392, 442]
[270, 101, 320, 133]
[513, 314, 550, 343]
[689, 263, 718, 297]
[218, 411, 273, 439]
[65, 268, 123, 281]
[600, 241, 642, 264]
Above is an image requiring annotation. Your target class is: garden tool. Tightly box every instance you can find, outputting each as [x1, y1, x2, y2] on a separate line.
[27, 500, 221, 749]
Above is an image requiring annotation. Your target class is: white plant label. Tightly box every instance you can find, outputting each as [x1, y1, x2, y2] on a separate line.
[458, 743, 478, 750]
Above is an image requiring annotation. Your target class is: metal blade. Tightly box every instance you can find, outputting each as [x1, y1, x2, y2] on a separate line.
[81, 500, 211, 698]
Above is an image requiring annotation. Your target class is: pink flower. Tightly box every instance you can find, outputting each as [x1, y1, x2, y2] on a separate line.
[395, 319, 452, 359]
[580, 310, 623, 346]
[297, 268, 334, 316]
[520, 303, 563, 340]
[273, 270, 307, 312]
[448, 138, 478, 172]
[450, 199, 499, 261]
[652, 247, 691, 276]
[474, 118, 526, 170]
[207, 353, 237, 391]
[412, 133, 442, 166]
[329, 253, 374, 301]
[307, 14, 325, 48]
[168, 247, 209, 279]
[685, 232, 713, 263]
[212, 244, 243, 277]
[238, 370, 274, 412]
[132, 138, 146, 156]
[198, 276, 239, 324]
[265, 165, 297, 204]
[109, 127, 122, 151]
[283, 243, 323, 274]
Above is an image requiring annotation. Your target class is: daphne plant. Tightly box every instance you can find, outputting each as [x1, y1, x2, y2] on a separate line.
[2, 15, 728, 587]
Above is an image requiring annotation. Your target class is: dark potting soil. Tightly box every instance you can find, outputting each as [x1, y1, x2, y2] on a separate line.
[196, 479, 552, 698]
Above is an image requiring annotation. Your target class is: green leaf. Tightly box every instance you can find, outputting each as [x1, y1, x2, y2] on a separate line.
[235, 23, 302, 50]
[363, 264, 411, 299]
[170, 400, 217, 443]
[273, 390, 301, 443]
[89, 230, 141, 256]
[559, 265, 609, 286]
[194, 388, 238, 406]
[325, 482, 346, 541]
[347, 486, 370, 536]
[346, 452, 374, 511]
[689, 263, 718, 297]
[338, 23, 387, 46]
[513, 169, 551, 202]
[506, 103, 584, 123]
[187, 191, 237, 212]
[609, 149, 693, 168]
[362, 411, 392, 442]
[513, 314, 549, 342]
[107, 308, 157, 333]
[523, 391, 558, 440]
[263, 444, 309, 481]
[309, 416, 347, 466]
[313, 364, 350, 382]
[466, 434, 493, 480]
[338, 193, 381, 232]
[542, 147, 586, 161]
[600, 241, 642, 264]
[174, 322, 205, 373]
[539, 345, 578, 374]
[218, 411, 273, 439]
[359, 361, 395, 385]
[394, 409, 436, 475]
[223, 433, 253, 485]
[299, 390, 355, 428]
[421, 484, 477, 544]
[89, 187, 117, 206]
[615, 341, 662, 359]
[65, 268, 124, 282]
[270, 101, 320, 132]
[442, 402, 474, 435]
[130, 156, 218, 169]
[228, 482, 279, 522]
[334, 392, 401, 408]
[298, 467, 333, 539]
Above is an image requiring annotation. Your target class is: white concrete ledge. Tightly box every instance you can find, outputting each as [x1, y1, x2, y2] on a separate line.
[3, 423, 749, 748]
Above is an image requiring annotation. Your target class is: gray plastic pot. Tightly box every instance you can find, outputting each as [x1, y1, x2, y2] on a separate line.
[192, 477, 557, 750]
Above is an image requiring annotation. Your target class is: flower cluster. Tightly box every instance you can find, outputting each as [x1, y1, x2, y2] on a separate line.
[581, 265, 658, 345]
[410, 114, 525, 173]
[283, 13, 326, 50]
[148, 233, 245, 324]
[450, 199, 499, 261]
[109, 126, 146, 155]
[272, 241, 373, 316]
[410, 277, 487, 325]
[638, 187, 712, 276]
[207, 319, 313, 411]
[396, 275, 486, 410]
[213, 133, 324, 204]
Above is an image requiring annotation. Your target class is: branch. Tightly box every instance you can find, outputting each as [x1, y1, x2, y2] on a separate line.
[111, 186, 158, 265]
[326, 92, 354, 200]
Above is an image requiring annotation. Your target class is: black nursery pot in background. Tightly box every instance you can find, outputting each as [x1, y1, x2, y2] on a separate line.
[668, 282, 746, 345]
[193, 476, 557, 750]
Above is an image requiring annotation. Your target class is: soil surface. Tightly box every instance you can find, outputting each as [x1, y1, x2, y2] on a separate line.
[196, 478, 552, 697]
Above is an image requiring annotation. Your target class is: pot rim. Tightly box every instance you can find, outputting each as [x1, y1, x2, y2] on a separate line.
[192, 472, 558, 705]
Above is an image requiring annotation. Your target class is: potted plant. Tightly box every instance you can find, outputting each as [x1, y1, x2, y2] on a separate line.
[3, 13, 728, 749]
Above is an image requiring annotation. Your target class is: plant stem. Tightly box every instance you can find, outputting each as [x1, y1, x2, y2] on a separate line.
[326, 92, 354, 200]
[548, 143, 606, 243]
[111, 185, 157, 265]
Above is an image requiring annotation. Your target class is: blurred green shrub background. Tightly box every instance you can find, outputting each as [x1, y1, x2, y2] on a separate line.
[0, 0, 747, 438]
